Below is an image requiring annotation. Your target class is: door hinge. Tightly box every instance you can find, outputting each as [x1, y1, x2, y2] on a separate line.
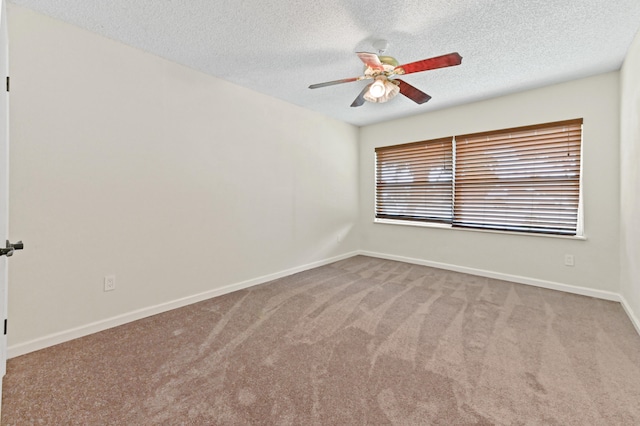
[3, 319, 6, 335]
[5, 76, 9, 92]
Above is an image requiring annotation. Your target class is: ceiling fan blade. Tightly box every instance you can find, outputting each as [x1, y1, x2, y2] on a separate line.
[394, 52, 462, 75]
[395, 79, 432, 104]
[309, 77, 361, 89]
[356, 52, 384, 70]
[351, 83, 373, 107]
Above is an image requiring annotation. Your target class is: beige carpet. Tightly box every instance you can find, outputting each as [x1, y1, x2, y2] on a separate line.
[2, 255, 640, 425]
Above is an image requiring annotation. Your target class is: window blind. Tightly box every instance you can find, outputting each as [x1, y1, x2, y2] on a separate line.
[375, 138, 453, 223]
[454, 119, 582, 235]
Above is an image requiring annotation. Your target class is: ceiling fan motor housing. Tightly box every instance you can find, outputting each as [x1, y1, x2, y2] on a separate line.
[378, 56, 399, 67]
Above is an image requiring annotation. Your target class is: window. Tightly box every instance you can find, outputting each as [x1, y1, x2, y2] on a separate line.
[375, 119, 583, 236]
[376, 137, 453, 223]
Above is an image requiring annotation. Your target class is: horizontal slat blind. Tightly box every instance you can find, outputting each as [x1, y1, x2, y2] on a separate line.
[454, 119, 582, 235]
[376, 138, 453, 223]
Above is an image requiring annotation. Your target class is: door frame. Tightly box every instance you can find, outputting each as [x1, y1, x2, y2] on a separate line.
[0, 0, 10, 416]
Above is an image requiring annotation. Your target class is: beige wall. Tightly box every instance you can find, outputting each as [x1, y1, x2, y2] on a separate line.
[359, 72, 621, 294]
[7, 5, 359, 348]
[620, 29, 640, 328]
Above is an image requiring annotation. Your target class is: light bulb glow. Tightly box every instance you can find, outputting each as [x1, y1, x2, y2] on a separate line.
[369, 80, 386, 98]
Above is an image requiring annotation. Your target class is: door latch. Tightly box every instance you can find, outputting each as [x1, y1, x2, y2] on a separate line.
[0, 240, 24, 257]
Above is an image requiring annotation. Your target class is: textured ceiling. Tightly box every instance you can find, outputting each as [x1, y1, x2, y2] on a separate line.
[9, 0, 640, 126]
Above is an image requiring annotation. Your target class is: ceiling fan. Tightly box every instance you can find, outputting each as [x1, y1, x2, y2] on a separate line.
[309, 50, 462, 107]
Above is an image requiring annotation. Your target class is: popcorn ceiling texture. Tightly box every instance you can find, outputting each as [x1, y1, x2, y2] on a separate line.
[8, 0, 640, 126]
[3, 256, 640, 424]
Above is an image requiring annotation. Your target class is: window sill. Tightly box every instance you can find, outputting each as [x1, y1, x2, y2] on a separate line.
[373, 218, 587, 241]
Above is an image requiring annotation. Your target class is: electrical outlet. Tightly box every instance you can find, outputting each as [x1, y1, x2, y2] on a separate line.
[564, 254, 575, 267]
[104, 275, 116, 292]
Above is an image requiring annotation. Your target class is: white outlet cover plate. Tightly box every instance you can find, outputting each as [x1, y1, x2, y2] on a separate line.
[104, 275, 116, 291]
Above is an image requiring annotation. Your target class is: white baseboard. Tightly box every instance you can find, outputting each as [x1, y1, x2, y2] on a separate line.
[620, 294, 640, 336]
[358, 250, 622, 302]
[7, 251, 359, 359]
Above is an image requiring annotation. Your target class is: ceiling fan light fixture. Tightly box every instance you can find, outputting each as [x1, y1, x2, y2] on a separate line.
[383, 80, 400, 100]
[369, 79, 386, 98]
[364, 78, 399, 103]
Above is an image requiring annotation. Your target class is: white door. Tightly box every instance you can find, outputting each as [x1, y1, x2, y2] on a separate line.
[0, 0, 9, 404]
